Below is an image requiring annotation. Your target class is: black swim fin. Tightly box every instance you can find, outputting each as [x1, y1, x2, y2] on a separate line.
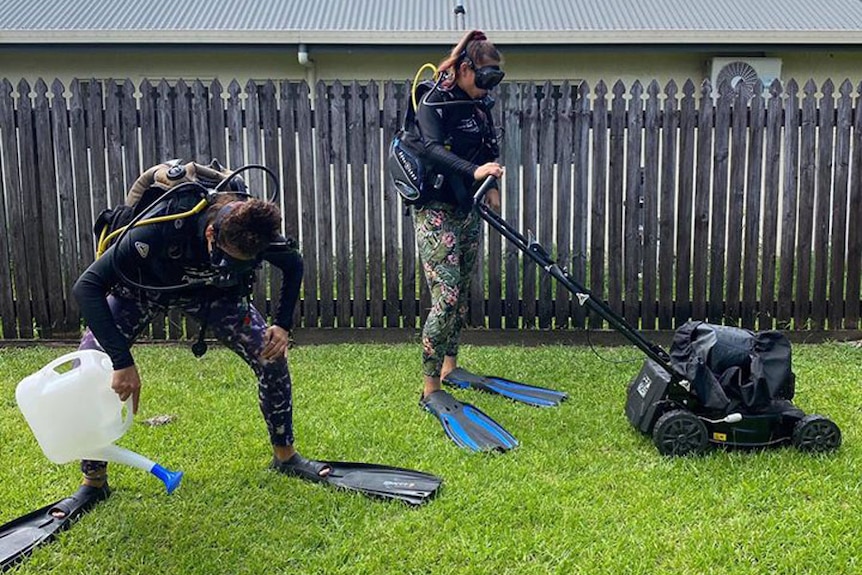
[420, 389, 519, 452]
[272, 455, 442, 506]
[0, 484, 110, 571]
[320, 462, 442, 506]
[443, 367, 568, 407]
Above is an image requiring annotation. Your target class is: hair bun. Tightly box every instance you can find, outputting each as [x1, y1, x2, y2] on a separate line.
[472, 30, 487, 41]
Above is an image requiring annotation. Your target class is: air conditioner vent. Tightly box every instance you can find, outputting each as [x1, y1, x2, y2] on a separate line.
[709, 57, 782, 98]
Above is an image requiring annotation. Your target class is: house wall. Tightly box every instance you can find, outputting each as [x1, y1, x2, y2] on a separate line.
[0, 45, 859, 90]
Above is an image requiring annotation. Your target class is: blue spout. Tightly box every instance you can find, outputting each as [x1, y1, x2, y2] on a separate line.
[150, 464, 184, 494]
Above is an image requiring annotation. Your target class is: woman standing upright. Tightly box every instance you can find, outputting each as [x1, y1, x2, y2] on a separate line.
[403, 30, 516, 451]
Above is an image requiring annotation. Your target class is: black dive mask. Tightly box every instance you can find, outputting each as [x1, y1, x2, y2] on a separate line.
[460, 50, 505, 91]
[473, 65, 505, 90]
[210, 245, 256, 275]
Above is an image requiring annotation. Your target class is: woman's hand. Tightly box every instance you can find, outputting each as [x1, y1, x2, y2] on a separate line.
[112, 365, 141, 414]
[261, 325, 291, 361]
[473, 162, 503, 182]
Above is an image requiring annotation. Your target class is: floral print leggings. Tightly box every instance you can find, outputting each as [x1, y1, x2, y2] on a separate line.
[413, 202, 481, 378]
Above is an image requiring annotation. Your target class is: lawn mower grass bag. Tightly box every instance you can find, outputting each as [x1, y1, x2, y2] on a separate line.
[669, 321, 795, 414]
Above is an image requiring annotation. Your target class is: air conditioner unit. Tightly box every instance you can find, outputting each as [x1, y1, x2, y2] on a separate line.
[708, 57, 782, 98]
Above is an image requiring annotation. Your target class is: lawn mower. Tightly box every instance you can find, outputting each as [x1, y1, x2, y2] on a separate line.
[473, 177, 841, 456]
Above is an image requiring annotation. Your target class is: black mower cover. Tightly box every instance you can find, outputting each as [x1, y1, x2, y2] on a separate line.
[669, 321, 796, 412]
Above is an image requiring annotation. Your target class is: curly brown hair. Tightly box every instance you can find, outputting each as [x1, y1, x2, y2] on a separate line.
[207, 195, 281, 257]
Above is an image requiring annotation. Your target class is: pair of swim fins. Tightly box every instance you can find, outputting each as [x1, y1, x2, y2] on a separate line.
[421, 368, 568, 453]
[0, 484, 110, 572]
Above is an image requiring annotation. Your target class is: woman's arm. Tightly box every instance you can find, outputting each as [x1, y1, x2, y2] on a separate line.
[72, 247, 135, 369]
[261, 239, 304, 330]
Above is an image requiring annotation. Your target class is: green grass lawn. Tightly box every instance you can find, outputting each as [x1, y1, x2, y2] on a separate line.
[1, 341, 861, 575]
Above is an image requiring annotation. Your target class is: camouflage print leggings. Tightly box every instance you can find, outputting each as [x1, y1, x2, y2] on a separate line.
[78, 294, 293, 478]
[414, 202, 481, 378]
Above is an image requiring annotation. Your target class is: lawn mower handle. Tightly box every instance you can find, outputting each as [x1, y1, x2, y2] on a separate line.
[473, 174, 677, 374]
[472, 175, 498, 205]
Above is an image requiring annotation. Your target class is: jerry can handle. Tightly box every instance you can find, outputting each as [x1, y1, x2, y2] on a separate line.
[40, 350, 93, 376]
[121, 396, 135, 432]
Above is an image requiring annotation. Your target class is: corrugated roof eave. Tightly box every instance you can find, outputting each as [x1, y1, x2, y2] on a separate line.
[3, 29, 862, 45]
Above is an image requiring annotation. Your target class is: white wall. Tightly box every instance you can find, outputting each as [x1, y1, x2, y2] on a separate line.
[0, 45, 859, 91]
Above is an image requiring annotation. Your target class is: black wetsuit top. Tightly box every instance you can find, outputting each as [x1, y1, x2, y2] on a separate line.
[405, 83, 499, 209]
[73, 202, 303, 370]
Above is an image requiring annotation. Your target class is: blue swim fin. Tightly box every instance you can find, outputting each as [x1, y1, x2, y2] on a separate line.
[420, 389, 518, 452]
[443, 367, 568, 407]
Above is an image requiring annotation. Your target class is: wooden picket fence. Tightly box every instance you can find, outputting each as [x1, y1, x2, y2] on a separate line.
[0, 76, 860, 340]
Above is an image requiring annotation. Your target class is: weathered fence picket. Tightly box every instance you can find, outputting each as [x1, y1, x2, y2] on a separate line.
[537, 81, 555, 329]
[329, 81, 350, 328]
[558, 80, 575, 329]
[571, 81, 589, 329]
[624, 81, 643, 327]
[381, 81, 400, 328]
[295, 81, 319, 328]
[675, 81, 696, 327]
[208, 80, 227, 167]
[314, 81, 335, 328]
[349, 81, 368, 328]
[658, 80, 678, 331]
[742, 86, 764, 330]
[122, 80, 141, 193]
[521, 82, 538, 328]
[778, 80, 800, 328]
[0, 80, 31, 337]
[18, 79, 51, 336]
[726, 84, 748, 326]
[831, 81, 853, 330]
[35, 79, 65, 336]
[502, 82, 521, 330]
[0, 108, 13, 336]
[692, 81, 713, 323]
[52, 79, 80, 334]
[760, 82, 783, 329]
[607, 81, 626, 321]
[191, 80, 209, 165]
[796, 80, 818, 329]
[642, 81, 660, 331]
[848, 82, 862, 329]
[813, 80, 835, 329]
[709, 83, 732, 325]
[71, 87, 95, 296]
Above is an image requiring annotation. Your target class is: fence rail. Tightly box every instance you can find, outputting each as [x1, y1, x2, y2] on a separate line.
[0, 77, 860, 340]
